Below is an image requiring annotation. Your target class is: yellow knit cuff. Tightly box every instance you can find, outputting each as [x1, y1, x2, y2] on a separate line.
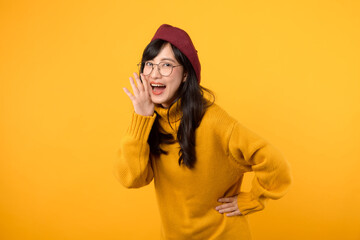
[237, 192, 265, 215]
[126, 112, 157, 141]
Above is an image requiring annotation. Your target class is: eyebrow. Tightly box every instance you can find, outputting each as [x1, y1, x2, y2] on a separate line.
[159, 58, 176, 63]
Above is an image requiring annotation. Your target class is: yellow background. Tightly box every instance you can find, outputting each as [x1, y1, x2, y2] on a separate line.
[1, 0, 359, 239]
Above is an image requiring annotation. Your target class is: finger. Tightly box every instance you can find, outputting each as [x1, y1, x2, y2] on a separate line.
[226, 210, 242, 217]
[141, 74, 151, 95]
[218, 206, 238, 214]
[134, 72, 144, 92]
[129, 77, 139, 96]
[215, 203, 234, 210]
[218, 197, 235, 203]
[123, 87, 135, 101]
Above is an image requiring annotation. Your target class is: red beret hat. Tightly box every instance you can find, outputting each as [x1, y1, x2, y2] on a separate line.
[151, 24, 201, 83]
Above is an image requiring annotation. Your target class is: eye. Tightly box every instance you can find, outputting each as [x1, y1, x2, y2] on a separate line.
[161, 63, 173, 68]
[145, 62, 153, 66]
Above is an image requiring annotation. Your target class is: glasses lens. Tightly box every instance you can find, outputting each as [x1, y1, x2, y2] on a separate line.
[159, 63, 172, 76]
[143, 63, 152, 76]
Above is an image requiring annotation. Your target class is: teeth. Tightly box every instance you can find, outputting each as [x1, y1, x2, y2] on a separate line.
[151, 84, 165, 87]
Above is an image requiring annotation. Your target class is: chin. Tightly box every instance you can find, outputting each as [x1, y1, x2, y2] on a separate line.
[151, 96, 166, 106]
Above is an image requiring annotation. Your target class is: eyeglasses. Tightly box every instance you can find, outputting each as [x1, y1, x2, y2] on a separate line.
[137, 61, 182, 77]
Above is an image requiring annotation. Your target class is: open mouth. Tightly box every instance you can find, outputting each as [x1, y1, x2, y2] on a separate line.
[150, 83, 166, 95]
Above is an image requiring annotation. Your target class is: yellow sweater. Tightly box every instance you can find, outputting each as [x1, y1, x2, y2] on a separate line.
[114, 100, 292, 239]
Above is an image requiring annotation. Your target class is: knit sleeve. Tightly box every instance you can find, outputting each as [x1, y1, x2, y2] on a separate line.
[113, 112, 156, 188]
[228, 122, 292, 215]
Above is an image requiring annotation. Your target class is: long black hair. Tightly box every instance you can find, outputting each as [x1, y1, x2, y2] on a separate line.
[140, 39, 214, 169]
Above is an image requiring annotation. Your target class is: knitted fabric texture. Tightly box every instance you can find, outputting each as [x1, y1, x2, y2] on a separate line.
[115, 100, 292, 239]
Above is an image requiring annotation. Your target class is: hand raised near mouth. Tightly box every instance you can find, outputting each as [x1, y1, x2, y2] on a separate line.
[123, 72, 155, 116]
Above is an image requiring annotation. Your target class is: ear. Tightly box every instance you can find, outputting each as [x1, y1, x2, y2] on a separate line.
[182, 72, 188, 82]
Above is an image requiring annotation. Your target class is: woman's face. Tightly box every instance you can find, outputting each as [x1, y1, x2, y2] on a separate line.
[143, 43, 186, 108]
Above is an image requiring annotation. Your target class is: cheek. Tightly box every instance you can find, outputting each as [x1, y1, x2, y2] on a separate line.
[169, 72, 185, 90]
[143, 75, 150, 82]
[167, 79, 182, 94]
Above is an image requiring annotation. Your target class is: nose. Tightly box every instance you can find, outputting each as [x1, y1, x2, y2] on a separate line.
[150, 65, 161, 79]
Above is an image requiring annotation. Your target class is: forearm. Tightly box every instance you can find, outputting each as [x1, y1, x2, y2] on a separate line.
[228, 122, 292, 215]
[114, 112, 156, 188]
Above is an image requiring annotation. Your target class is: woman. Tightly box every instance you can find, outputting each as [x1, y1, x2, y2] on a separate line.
[115, 24, 292, 239]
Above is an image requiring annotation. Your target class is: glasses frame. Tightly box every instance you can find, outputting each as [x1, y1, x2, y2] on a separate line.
[137, 62, 182, 77]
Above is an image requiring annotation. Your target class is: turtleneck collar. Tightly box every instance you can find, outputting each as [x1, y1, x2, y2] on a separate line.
[154, 99, 182, 134]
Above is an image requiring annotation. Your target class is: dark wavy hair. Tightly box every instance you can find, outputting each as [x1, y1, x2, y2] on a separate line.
[139, 39, 215, 169]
